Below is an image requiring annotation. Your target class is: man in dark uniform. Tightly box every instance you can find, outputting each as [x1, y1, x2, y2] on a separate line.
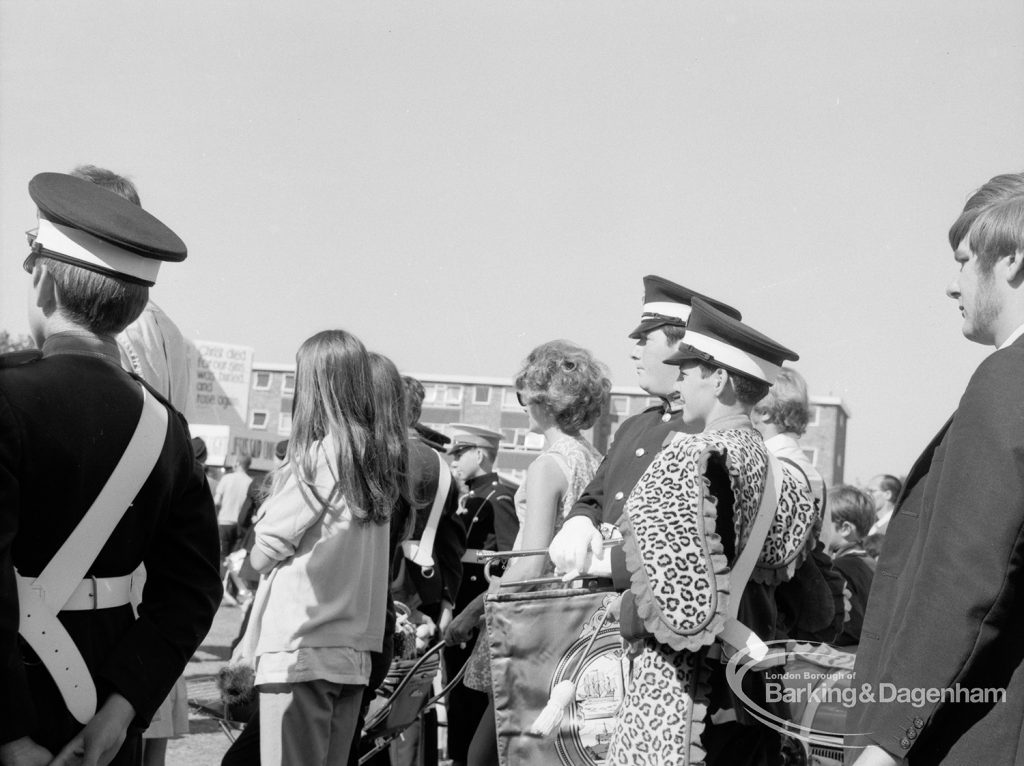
[549, 274, 741, 572]
[440, 425, 517, 766]
[399, 376, 465, 631]
[0, 173, 221, 766]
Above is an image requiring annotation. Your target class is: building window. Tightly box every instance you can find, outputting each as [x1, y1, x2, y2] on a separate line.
[423, 384, 464, 408]
[502, 389, 521, 410]
[250, 410, 269, 429]
[473, 385, 491, 404]
[253, 371, 271, 390]
[807, 406, 820, 427]
[282, 373, 295, 395]
[278, 412, 292, 434]
[611, 396, 630, 416]
[802, 448, 818, 467]
[501, 428, 544, 451]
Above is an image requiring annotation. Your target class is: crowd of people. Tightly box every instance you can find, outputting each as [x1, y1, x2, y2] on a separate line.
[1, 163, 1023, 766]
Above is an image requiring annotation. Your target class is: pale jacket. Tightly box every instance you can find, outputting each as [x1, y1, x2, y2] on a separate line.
[252, 437, 389, 655]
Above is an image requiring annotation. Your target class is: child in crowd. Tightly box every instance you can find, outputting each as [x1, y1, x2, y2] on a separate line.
[827, 485, 877, 648]
[246, 330, 408, 765]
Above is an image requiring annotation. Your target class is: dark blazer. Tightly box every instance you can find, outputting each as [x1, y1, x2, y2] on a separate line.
[453, 472, 517, 611]
[0, 346, 222, 751]
[848, 335, 1024, 764]
[568, 403, 687, 526]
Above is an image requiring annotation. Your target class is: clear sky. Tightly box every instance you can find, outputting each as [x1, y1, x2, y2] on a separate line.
[2, 1, 1022, 484]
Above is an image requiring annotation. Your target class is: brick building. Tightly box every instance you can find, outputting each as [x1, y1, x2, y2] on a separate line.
[230, 365, 850, 485]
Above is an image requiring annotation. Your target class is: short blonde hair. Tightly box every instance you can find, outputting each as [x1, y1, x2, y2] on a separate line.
[754, 367, 810, 436]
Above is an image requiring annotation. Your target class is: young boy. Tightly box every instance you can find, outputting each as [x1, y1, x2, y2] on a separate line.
[827, 485, 877, 648]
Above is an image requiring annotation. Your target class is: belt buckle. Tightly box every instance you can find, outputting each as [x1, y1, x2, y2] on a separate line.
[89, 575, 99, 610]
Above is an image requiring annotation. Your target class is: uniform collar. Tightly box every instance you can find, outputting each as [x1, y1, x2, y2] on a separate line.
[661, 394, 684, 415]
[466, 472, 499, 493]
[41, 330, 122, 365]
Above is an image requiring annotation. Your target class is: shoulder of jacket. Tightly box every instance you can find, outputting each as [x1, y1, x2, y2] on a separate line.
[0, 349, 42, 370]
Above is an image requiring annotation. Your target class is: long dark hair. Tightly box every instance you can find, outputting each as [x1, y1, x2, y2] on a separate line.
[286, 330, 406, 525]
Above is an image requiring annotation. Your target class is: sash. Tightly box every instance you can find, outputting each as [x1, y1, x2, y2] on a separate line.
[398, 450, 452, 578]
[16, 386, 168, 723]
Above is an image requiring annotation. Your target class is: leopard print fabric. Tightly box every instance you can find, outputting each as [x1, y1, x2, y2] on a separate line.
[619, 432, 732, 652]
[609, 428, 823, 765]
[606, 642, 710, 766]
[752, 459, 820, 584]
[621, 428, 821, 650]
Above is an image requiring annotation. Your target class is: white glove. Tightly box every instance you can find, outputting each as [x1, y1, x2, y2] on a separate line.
[549, 516, 604, 574]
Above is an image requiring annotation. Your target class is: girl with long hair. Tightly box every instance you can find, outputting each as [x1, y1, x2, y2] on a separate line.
[246, 330, 407, 765]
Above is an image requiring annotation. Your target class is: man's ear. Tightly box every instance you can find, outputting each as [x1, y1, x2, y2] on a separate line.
[32, 262, 58, 317]
[712, 368, 729, 395]
[1004, 249, 1024, 286]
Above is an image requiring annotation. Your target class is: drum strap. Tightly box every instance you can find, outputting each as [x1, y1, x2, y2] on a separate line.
[16, 386, 168, 723]
[718, 452, 784, 663]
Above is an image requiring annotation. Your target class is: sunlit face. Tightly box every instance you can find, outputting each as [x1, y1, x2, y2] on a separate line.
[865, 476, 888, 513]
[519, 391, 551, 435]
[450, 446, 483, 482]
[947, 238, 1001, 345]
[631, 327, 681, 397]
[673, 361, 718, 428]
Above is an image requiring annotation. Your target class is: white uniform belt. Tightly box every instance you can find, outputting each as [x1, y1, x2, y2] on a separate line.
[461, 548, 496, 564]
[17, 573, 134, 611]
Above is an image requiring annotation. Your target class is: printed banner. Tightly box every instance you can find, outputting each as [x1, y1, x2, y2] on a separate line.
[486, 586, 624, 766]
[186, 340, 254, 426]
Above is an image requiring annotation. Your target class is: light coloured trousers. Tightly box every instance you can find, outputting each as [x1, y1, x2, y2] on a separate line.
[259, 680, 365, 766]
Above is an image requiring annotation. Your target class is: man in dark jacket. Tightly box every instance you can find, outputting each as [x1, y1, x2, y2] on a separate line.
[0, 172, 221, 766]
[849, 172, 1024, 765]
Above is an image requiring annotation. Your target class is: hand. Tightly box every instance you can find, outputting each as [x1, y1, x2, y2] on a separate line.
[549, 517, 603, 574]
[0, 737, 52, 766]
[50, 693, 135, 766]
[438, 603, 454, 634]
[442, 607, 481, 647]
[852, 744, 903, 766]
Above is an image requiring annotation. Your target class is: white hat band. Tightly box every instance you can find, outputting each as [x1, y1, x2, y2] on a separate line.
[35, 217, 161, 284]
[642, 301, 692, 322]
[682, 330, 781, 384]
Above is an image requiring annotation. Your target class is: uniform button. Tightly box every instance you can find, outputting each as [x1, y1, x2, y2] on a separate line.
[906, 730, 917, 741]
[661, 413, 670, 422]
[614, 491, 624, 500]
[899, 738, 910, 749]
[635, 448, 645, 457]
[913, 718, 924, 729]
[469, 575, 477, 582]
